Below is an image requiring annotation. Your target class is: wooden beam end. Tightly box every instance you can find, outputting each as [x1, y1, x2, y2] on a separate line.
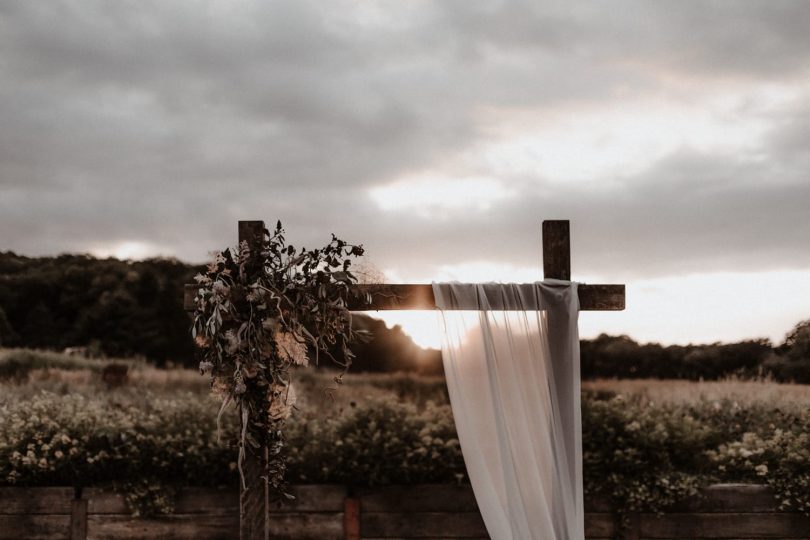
[542, 220, 571, 281]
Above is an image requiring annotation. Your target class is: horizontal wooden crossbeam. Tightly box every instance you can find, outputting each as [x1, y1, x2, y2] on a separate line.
[353, 283, 624, 311]
[183, 282, 624, 312]
[183, 219, 625, 313]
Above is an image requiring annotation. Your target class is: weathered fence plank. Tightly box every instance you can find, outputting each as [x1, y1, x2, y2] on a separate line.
[0, 487, 75, 514]
[361, 512, 488, 537]
[358, 484, 479, 513]
[84, 487, 238, 515]
[265, 513, 343, 540]
[3, 484, 809, 539]
[0, 514, 71, 540]
[84, 485, 345, 515]
[640, 512, 810, 538]
[86, 514, 237, 540]
[89, 513, 342, 540]
[585, 513, 618, 538]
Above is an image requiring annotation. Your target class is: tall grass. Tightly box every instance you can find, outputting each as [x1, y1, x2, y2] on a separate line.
[583, 378, 810, 409]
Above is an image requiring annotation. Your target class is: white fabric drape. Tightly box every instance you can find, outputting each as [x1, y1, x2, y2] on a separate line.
[432, 280, 583, 540]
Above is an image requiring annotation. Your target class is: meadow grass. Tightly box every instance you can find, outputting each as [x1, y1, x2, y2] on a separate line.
[3, 347, 808, 409]
[583, 377, 810, 409]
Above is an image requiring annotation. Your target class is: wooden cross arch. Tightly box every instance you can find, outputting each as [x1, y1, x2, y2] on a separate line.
[183, 219, 624, 540]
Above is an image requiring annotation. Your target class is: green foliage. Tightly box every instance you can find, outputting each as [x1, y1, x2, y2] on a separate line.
[581, 334, 777, 380]
[582, 395, 711, 530]
[0, 306, 17, 346]
[708, 420, 810, 514]
[191, 221, 367, 498]
[765, 320, 810, 383]
[287, 399, 464, 485]
[0, 253, 196, 364]
[0, 390, 236, 515]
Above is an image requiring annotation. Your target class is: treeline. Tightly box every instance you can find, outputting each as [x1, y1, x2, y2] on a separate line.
[0, 251, 808, 381]
[0, 251, 440, 371]
[580, 334, 810, 382]
[0, 252, 196, 362]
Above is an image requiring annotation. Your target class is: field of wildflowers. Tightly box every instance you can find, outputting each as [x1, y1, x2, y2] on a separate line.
[0, 349, 808, 516]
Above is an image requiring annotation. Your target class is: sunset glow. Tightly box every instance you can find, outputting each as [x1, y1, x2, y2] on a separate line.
[90, 241, 164, 261]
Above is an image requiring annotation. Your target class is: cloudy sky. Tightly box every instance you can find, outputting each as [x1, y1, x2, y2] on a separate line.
[1, 1, 809, 347]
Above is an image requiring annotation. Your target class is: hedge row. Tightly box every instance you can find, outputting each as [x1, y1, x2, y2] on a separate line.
[1, 389, 808, 517]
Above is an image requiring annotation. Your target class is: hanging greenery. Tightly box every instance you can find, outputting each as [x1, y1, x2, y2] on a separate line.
[190, 221, 368, 498]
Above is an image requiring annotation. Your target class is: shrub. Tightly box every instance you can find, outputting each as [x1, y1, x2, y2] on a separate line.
[709, 420, 810, 513]
[287, 399, 464, 485]
[582, 395, 712, 523]
[0, 390, 236, 514]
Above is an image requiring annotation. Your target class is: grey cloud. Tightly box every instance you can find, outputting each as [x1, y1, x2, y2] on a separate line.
[1, 0, 809, 282]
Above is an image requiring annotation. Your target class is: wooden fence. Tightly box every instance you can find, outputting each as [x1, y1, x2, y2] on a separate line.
[1, 484, 808, 539]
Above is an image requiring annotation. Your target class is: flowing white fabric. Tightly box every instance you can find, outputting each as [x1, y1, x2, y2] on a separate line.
[432, 281, 583, 540]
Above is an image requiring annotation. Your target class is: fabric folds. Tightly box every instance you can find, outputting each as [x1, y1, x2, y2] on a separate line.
[432, 280, 583, 540]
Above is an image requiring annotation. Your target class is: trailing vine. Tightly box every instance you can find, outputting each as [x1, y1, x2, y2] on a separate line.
[190, 221, 368, 498]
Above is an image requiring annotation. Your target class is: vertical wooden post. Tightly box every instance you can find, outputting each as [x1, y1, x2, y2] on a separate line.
[238, 220, 270, 540]
[69, 498, 87, 540]
[239, 220, 265, 258]
[343, 497, 361, 540]
[542, 220, 571, 280]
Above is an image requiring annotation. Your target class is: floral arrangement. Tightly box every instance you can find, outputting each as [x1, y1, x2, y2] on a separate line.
[190, 221, 367, 497]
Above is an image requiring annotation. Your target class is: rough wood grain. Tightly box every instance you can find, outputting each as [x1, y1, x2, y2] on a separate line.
[640, 512, 810, 538]
[3, 484, 810, 539]
[85, 486, 238, 515]
[361, 512, 488, 537]
[352, 283, 624, 311]
[585, 513, 617, 538]
[265, 512, 343, 540]
[86, 514, 237, 540]
[237, 220, 270, 540]
[0, 514, 71, 539]
[85, 485, 344, 515]
[183, 218, 625, 312]
[543, 220, 571, 280]
[187, 282, 609, 312]
[87, 512, 341, 540]
[239, 442, 268, 540]
[0, 487, 74, 514]
[187, 282, 625, 311]
[358, 484, 479, 513]
[70, 499, 87, 540]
